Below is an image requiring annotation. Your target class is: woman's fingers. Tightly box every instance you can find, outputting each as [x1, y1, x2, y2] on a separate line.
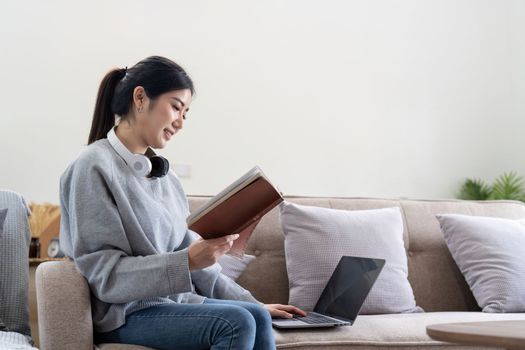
[207, 234, 239, 247]
[265, 304, 307, 318]
[188, 234, 239, 270]
[281, 304, 307, 316]
[273, 309, 294, 319]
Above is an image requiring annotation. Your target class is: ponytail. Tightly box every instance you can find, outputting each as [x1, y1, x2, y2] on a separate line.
[88, 68, 125, 145]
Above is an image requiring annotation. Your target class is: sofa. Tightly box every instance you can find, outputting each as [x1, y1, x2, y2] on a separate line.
[35, 196, 525, 350]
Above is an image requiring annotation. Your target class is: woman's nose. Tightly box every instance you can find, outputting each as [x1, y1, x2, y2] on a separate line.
[173, 115, 183, 129]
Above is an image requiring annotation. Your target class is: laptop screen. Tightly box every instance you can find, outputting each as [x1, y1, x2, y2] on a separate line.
[313, 256, 385, 323]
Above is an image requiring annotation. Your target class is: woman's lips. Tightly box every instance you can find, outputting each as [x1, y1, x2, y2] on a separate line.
[163, 129, 173, 140]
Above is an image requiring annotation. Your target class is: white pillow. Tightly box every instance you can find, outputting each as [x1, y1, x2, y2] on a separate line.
[0, 331, 38, 350]
[218, 254, 256, 281]
[280, 202, 422, 314]
[436, 214, 525, 312]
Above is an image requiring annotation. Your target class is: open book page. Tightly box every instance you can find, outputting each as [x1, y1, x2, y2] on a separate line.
[187, 166, 265, 226]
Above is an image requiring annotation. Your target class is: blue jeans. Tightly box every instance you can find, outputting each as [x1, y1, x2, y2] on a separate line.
[95, 298, 276, 350]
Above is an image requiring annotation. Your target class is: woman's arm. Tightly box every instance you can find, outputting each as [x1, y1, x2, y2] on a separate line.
[180, 230, 259, 303]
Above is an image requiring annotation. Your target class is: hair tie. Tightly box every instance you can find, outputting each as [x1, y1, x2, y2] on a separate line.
[119, 66, 128, 80]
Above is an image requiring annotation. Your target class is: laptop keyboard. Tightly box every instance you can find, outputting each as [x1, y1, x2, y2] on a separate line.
[293, 313, 338, 324]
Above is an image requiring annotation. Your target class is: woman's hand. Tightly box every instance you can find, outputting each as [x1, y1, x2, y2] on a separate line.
[188, 234, 239, 271]
[264, 304, 307, 319]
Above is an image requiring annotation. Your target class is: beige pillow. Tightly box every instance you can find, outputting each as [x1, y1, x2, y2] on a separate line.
[280, 201, 422, 314]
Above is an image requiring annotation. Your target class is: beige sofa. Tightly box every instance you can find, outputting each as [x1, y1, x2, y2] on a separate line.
[35, 197, 525, 350]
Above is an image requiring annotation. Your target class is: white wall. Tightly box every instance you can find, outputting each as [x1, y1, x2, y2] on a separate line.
[1, 0, 524, 204]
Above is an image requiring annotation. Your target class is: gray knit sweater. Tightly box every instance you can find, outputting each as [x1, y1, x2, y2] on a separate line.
[59, 139, 258, 333]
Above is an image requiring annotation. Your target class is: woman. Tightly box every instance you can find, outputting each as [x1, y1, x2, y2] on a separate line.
[59, 56, 305, 350]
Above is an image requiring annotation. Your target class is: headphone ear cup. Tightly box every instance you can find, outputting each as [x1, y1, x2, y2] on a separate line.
[149, 156, 170, 178]
[131, 154, 152, 177]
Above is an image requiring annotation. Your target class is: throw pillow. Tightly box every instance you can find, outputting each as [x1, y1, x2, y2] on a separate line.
[0, 331, 39, 349]
[0, 208, 7, 236]
[218, 254, 256, 281]
[0, 191, 32, 338]
[280, 201, 422, 314]
[0, 207, 5, 330]
[436, 214, 525, 312]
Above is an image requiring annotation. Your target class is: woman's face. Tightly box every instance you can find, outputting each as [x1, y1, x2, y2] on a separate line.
[137, 88, 192, 149]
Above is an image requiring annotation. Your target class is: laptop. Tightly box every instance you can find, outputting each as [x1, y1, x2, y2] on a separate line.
[272, 256, 385, 329]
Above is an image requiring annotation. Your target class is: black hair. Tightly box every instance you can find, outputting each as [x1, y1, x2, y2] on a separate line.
[88, 56, 195, 145]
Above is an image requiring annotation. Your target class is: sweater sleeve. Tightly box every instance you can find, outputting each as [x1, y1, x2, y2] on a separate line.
[59, 154, 193, 304]
[184, 229, 260, 304]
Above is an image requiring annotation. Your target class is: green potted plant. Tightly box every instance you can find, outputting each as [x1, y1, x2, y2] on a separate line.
[458, 172, 525, 202]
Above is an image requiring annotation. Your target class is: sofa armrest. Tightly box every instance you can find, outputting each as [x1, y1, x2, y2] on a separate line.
[36, 261, 93, 350]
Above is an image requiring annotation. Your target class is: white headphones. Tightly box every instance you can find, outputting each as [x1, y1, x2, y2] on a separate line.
[107, 126, 170, 178]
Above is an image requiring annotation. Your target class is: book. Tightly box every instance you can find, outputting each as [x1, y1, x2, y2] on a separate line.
[187, 166, 283, 256]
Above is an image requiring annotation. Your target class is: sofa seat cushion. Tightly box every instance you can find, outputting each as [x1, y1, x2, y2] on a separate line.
[274, 312, 525, 349]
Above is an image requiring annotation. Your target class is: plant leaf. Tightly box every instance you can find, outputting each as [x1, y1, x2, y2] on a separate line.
[458, 178, 492, 200]
[490, 172, 525, 201]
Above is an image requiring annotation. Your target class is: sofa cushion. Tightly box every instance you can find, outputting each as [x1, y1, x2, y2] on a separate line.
[437, 214, 525, 312]
[280, 202, 421, 314]
[187, 197, 525, 311]
[96, 312, 525, 350]
[274, 311, 525, 349]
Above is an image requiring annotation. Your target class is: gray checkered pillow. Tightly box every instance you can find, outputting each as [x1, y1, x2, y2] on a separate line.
[0, 191, 32, 338]
[0, 207, 9, 331]
[0, 208, 7, 235]
[0, 207, 7, 332]
[0, 208, 7, 331]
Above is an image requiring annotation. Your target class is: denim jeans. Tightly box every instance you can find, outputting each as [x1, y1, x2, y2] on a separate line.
[95, 298, 276, 350]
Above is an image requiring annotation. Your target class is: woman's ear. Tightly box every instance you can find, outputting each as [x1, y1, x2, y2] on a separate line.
[132, 86, 150, 113]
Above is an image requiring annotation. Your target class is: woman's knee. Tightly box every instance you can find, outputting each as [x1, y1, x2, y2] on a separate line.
[228, 305, 257, 329]
[213, 305, 257, 346]
[242, 303, 273, 325]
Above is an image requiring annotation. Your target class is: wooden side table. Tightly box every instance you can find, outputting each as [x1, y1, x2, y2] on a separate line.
[28, 258, 68, 347]
[427, 320, 525, 350]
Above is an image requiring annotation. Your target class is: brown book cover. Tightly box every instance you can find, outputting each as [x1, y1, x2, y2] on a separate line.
[187, 166, 283, 242]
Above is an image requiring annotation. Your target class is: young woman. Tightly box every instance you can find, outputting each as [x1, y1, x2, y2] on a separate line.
[59, 56, 305, 350]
